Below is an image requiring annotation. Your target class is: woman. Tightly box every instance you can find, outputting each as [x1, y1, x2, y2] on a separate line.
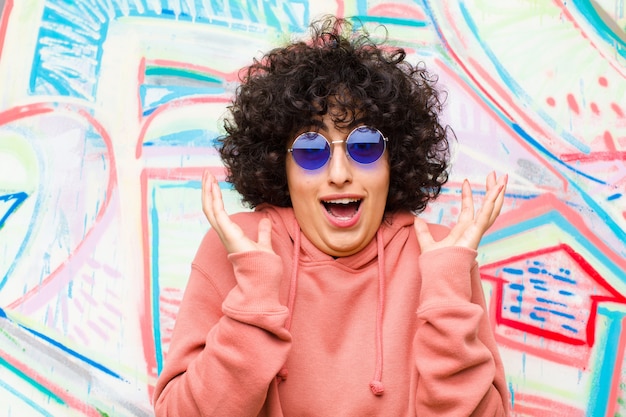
[153, 16, 510, 416]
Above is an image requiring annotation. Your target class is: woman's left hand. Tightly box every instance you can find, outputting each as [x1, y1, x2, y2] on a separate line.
[414, 171, 507, 253]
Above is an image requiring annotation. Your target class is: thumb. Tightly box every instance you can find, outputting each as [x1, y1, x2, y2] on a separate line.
[257, 217, 273, 251]
[413, 216, 434, 251]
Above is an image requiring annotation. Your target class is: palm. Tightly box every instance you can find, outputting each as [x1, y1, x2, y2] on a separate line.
[202, 170, 274, 255]
[414, 172, 507, 253]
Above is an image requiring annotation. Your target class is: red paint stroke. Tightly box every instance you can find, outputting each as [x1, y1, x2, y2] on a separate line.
[368, 3, 426, 20]
[603, 130, 617, 152]
[135, 95, 231, 159]
[590, 102, 600, 115]
[0, 103, 54, 124]
[6, 103, 118, 313]
[559, 150, 626, 162]
[611, 102, 624, 118]
[139, 166, 225, 396]
[0, 0, 13, 63]
[137, 57, 147, 121]
[335, 0, 345, 19]
[598, 76, 608, 87]
[546, 97, 556, 107]
[566, 93, 580, 115]
[139, 169, 156, 396]
[0, 349, 104, 416]
[511, 392, 585, 417]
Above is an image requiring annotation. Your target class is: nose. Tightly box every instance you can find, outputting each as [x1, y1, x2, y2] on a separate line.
[327, 141, 353, 185]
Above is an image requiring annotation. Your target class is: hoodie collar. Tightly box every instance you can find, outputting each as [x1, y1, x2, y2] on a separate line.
[260, 204, 415, 269]
[259, 204, 416, 396]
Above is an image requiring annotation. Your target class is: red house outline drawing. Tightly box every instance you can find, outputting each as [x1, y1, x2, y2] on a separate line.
[481, 242, 626, 367]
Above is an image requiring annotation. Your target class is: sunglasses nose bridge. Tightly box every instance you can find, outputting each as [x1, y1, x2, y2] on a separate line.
[330, 139, 350, 157]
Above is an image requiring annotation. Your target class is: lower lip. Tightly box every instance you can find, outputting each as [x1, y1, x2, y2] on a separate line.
[322, 204, 362, 228]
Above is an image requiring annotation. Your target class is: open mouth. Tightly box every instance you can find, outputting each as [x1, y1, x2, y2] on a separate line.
[321, 198, 362, 220]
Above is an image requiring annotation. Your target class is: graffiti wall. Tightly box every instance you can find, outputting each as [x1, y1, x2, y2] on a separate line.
[0, 0, 624, 415]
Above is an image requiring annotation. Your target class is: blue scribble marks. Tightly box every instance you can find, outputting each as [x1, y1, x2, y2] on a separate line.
[495, 247, 605, 343]
[33, 1, 109, 99]
[0, 192, 28, 230]
[32, 0, 311, 100]
[143, 129, 220, 147]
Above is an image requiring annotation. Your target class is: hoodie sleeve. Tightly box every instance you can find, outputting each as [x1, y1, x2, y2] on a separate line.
[153, 229, 291, 417]
[414, 246, 510, 416]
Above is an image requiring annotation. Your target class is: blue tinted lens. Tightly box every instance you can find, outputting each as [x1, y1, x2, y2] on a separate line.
[290, 132, 330, 170]
[347, 127, 386, 164]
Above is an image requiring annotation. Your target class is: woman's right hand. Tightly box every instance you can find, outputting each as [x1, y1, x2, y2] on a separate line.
[202, 170, 274, 255]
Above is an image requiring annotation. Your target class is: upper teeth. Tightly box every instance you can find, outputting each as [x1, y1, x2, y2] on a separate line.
[323, 198, 359, 204]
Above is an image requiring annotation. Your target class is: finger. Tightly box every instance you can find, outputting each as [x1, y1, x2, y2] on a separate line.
[202, 170, 218, 228]
[457, 179, 475, 224]
[413, 216, 435, 251]
[210, 175, 233, 234]
[488, 174, 508, 225]
[476, 174, 506, 230]
[485, 170, 496, 192]
[257, 217, 273, 251]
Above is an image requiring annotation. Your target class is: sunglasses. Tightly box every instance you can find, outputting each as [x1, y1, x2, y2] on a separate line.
[288, 126, 388, 170]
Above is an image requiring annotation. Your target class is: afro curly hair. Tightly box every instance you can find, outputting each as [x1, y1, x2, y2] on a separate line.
[219, 16, 451, 214]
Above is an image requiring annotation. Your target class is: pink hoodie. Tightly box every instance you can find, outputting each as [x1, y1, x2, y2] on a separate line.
[153, 205, 509, 416]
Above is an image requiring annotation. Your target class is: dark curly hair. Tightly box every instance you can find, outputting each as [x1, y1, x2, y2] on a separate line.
[219, 16, 451, 213]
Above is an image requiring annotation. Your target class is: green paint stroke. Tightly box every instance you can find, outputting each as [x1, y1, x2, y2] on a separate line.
[145, 66, 223, 84]
[0, 355, 65, 405]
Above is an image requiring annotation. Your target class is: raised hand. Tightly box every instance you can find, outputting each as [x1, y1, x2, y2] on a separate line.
[202, 170, 274, 255]
[414, 171, 507, 253]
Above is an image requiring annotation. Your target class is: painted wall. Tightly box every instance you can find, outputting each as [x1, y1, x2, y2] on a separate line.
[0, 0, 624, 416]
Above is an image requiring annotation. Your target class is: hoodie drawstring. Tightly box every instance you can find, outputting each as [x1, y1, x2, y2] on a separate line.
[277, 218, 301, 382]
[278, 223, 386, 396]
[369, 231, 386, 395]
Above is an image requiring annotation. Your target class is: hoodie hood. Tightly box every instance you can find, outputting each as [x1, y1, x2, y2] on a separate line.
[258, 204, 416, 268]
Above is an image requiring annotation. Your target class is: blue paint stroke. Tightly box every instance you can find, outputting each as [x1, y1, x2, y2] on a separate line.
[352, 15, 429, 28]
[149, 185, 164, 374]
[0, 378, 56, 417]
[607, 193, 622, 201]
[561, 324, 578, 333]
[549, 310, 576, 320]
[143, 129, 220, 147]
[536, 297, 567, 308]
[587, 306, 626, 416]
[571, 0, 626, 59]
[0, 192, 28, 229]
[529, 312, 546, 322]
[552, 274, 577, 285]
[20, 325, 123, 380]
[0, 308, 122, 380]
[481, 209, 626, 284]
